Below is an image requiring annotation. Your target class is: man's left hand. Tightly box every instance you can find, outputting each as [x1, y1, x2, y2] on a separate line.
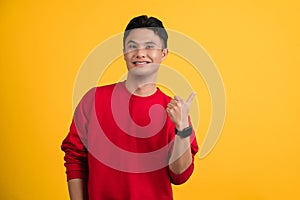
[166, 92, 196, 131]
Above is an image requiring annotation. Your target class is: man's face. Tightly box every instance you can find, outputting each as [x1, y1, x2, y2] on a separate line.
[123, 28, 168, 76]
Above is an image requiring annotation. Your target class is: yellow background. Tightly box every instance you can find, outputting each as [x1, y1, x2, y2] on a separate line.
[1, 0, 299, 199]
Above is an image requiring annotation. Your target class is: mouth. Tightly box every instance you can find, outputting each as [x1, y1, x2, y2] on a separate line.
[132, 61, 151, 66]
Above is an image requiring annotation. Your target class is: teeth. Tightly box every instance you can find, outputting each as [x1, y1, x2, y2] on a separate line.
[135, 61, 148, 64]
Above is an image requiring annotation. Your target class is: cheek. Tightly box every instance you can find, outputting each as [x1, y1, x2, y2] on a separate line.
[123, 53, 129, 60]
[151, 54, 163, 63]
[123, 55, 133, 70]
[124, 54, 132, 63]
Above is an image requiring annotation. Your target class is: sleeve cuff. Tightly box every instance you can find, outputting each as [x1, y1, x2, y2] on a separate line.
[169, 162, 195, 185]
[66, 170, 88, 181]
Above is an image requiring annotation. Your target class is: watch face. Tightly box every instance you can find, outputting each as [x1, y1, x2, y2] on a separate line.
[176, 126, 192, 138]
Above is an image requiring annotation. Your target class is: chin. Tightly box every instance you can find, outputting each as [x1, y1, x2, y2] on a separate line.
[129, 66, 159, 77]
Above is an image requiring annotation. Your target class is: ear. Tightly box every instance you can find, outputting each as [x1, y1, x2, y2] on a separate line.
[161, 48, 168, 62]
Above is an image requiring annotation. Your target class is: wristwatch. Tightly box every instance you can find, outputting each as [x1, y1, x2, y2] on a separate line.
[175, 126, 193, 138]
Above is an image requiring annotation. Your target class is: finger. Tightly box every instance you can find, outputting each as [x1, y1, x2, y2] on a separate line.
[170, 99, 178, 107]
[167, 103, 173, 108]
[166, 107, 170, 113]
[174, 95, 183, 102]
[166, 107, 174, 114]
[186, 92, 196, 105]
[174, 95, 180, 101]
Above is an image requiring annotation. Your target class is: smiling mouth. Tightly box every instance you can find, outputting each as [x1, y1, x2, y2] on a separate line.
[133, 61, 150, 65]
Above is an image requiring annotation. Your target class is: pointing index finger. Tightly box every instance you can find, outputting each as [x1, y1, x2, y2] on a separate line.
[186, 92, 196, 105]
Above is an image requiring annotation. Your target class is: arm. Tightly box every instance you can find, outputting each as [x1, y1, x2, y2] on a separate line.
[167, 93, 196, 175]
[61, 89, 95, 199]
[68, 179, 88, 200]
[62, 125, 88, 199]
[61, 118, 89, 200]
[168, 121, 192, 174]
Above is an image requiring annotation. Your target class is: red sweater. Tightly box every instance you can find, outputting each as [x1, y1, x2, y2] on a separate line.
[61, 82, 198, 200]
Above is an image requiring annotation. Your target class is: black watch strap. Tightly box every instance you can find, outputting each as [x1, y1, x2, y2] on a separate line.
[175, 126, 193, 138]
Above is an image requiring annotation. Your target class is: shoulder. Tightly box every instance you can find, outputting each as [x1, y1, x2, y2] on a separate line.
[87, 83, 118, 98]
[78, 83, 117, 104]
[75, 83, 118, 114]
[157, 87, 172, 98]
[95, 83, 117, 92]
[156, 87, 172, 104]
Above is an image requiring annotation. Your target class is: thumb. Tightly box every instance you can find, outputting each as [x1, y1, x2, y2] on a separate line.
[186, 92, 196, 105]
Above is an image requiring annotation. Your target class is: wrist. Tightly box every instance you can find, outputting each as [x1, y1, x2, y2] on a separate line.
[175, 120, 189, 131]
[175, 125, 193, 138]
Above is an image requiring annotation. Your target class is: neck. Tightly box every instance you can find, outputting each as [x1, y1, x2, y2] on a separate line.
[125, 72, 157, 97]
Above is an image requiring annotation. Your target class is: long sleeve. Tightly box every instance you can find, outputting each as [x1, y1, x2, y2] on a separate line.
[61, 119, 88, 180]
[168, 118, 199, 185]
[61, 88, 95, 181]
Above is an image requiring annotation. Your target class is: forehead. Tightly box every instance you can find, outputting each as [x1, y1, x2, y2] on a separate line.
[125, 28, 163, 45]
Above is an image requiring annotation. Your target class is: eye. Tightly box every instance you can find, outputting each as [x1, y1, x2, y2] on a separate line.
[128, 44, 137, 49]
[145, 45, 155, 49]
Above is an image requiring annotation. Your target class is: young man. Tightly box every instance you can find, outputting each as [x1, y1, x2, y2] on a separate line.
[61, 15, 198, 200]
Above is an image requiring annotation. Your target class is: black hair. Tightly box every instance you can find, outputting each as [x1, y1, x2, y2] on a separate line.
[123, 15, 168, 48]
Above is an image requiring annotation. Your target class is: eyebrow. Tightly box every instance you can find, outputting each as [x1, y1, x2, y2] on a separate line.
[145, 41, 157, 45]
[126, 40, 158, 46]
[126, 40, 137, 45]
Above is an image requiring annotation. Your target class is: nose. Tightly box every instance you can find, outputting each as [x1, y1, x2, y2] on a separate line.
[135, 48, 146, 58]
